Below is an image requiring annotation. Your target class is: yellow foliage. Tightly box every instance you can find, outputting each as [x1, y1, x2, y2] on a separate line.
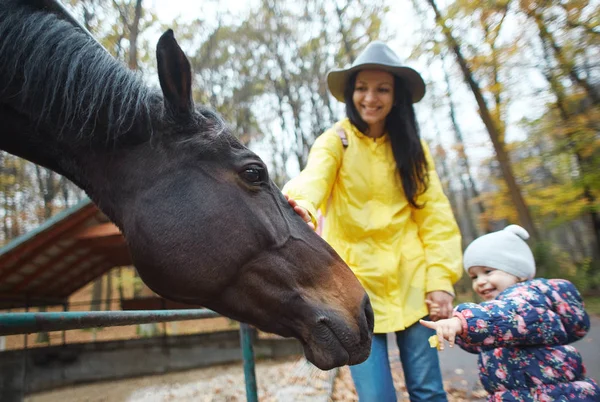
[429, 335, 442, 350]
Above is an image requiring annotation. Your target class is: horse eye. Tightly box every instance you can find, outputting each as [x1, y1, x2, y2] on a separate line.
[240, 167, 263, 184]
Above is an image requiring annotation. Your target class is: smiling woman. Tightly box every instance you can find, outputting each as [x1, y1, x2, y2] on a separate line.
[0, 0, 373, 370]
[283, 40, 462, 400]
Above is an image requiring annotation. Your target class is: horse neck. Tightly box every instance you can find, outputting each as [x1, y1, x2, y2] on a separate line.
[0, 81, 162, 207]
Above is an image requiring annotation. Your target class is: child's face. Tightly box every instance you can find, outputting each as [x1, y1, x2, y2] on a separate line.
[468, 266, 520, 301]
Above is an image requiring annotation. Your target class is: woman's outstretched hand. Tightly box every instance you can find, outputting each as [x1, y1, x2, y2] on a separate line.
[419, 317, 463, 350]
[285, 195, 315, 231]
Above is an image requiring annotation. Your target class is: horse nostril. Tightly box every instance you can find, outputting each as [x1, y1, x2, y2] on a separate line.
[362, 294, 374, 332]
[317, 316, 329, 325]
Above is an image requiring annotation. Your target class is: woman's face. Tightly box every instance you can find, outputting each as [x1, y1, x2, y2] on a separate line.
[468, 266, 520, 301]
[352, 70, 395, 128]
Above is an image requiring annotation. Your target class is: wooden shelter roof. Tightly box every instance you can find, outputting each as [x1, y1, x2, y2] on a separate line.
[0, 199, 131, 310]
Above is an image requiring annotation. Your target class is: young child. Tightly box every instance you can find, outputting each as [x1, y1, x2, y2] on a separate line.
[421, 224, 600, 401]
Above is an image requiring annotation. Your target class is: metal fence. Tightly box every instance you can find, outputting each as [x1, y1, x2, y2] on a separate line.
[0, 309, 259, 402]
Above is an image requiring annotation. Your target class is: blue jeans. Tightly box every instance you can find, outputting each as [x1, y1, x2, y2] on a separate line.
[349, 318, 447, 402]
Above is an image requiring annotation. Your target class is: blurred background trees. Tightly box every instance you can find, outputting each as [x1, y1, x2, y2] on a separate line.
[1, 0, 598, 295]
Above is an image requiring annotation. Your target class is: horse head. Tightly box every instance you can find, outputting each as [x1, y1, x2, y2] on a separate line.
[0, 2, 372, 370]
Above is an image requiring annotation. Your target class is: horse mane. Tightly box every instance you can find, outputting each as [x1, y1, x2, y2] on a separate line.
[0, 2, 158, 145]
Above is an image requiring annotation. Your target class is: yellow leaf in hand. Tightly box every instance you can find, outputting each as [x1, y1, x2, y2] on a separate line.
[428, 335, 441, 350]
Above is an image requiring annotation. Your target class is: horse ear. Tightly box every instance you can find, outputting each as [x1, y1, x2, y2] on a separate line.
[156, 29, 194, 117]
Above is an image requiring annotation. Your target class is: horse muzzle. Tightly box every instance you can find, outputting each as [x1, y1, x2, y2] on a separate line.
[300, 294, 373, 370]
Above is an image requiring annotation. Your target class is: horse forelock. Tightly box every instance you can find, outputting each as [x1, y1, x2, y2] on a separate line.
[0, 3, 157, 146]
[174, 106, 239, 151]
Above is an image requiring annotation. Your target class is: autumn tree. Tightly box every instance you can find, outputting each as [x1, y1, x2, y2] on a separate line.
[518, 0, 600, 256]
[425, 0, 539, 240]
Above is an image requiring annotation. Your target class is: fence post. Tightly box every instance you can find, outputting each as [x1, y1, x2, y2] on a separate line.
[62, 302, 68, 345]
[239, 323, 258, 402]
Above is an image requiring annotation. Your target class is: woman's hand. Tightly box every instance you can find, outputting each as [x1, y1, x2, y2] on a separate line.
[425, 299, 441, 319]
[284, 195, 315, 231]
[426, 291, 454, 321]
[419, 317, 463, 350]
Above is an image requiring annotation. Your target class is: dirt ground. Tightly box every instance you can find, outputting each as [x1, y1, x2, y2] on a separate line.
[331, 359, 488, 402]
[25, 355, 487, 402]
[25, 357, 334, 402]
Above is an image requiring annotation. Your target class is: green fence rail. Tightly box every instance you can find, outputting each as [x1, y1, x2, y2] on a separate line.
[0, 309, 258, 401]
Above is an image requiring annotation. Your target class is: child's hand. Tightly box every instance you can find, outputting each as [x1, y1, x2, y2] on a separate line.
[419, 317, 463, 351]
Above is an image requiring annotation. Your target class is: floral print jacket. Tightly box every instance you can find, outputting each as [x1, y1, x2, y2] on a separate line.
[454, 278, 600, 401]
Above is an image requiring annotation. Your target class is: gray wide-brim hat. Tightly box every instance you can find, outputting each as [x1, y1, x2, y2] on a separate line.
[327, 41, 426, 104]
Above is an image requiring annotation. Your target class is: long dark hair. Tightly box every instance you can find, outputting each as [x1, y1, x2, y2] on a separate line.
[344, 72, 429, 208]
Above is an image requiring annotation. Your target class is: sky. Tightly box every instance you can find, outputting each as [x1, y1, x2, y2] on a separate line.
[149, 0, 251, 29]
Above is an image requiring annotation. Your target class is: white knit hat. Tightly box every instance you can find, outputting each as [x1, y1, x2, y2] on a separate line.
[463, 225, 536, 280]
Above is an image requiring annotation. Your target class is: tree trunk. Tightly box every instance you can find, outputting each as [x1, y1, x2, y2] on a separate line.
[335, 4, 356, 64]
[432, 142, 463, 239]
[34, 165, 58, 220]
[318, 12, 337, 123]
[441, 53, 487, 235]
[127, 0, 143, 71]
[112, 0, 143, 71]
[2, 190, 10, 242]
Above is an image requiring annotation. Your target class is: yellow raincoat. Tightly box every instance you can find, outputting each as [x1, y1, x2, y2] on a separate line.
[282, 118, 462, 333]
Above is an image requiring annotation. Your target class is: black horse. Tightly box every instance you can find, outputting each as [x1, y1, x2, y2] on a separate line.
[0, 0, 373, 369]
